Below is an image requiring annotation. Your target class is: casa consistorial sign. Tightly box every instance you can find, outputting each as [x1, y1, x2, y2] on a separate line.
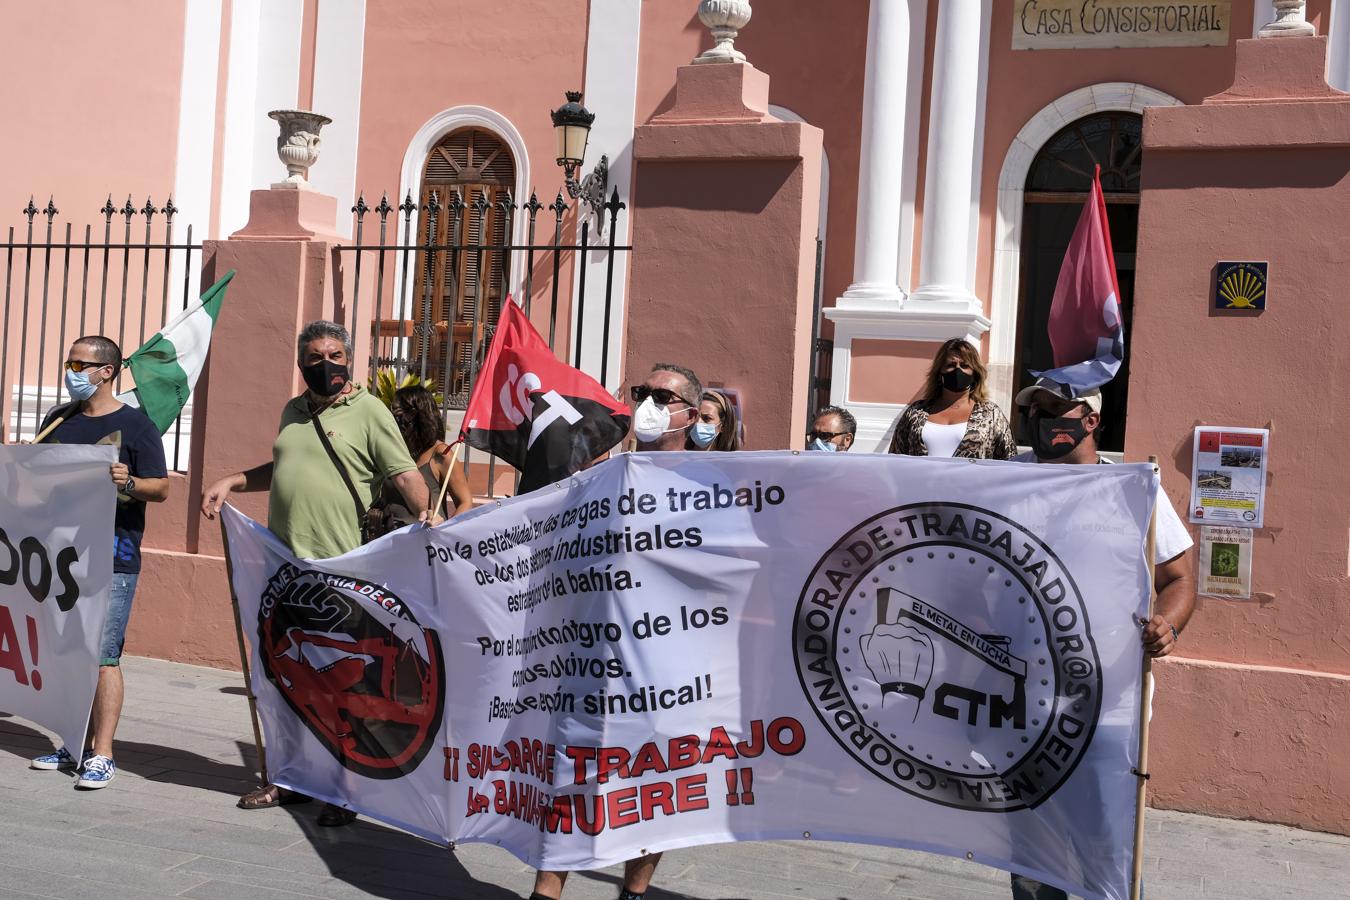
[1013, 0, 1232, 50]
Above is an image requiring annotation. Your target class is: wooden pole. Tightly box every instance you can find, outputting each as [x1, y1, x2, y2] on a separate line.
[219, 514, 269, 786]
[1130, 455, 1161, 900]
[31, 415, 66, 444]
[432, 441, 462, 517]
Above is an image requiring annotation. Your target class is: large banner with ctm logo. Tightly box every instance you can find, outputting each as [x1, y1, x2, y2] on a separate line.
[223, 452, 1157, 900]
[0, 445, 115, 757]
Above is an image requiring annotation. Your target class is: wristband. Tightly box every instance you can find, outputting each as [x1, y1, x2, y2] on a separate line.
[1168, 623, 1180, 643]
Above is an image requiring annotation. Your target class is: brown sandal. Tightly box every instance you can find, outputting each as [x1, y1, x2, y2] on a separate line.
[317, 802, 357, 826]
[237, 783, 312, 810]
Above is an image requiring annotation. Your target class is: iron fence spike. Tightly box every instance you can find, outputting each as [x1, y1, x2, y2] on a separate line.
[352, 193, 369, 217]
[375, 192, 393, 218]
[23, 197, 37, 221]
[101, 195, 116, 220]
[141, 196, 157, 221]
[162, 195, 178, 220]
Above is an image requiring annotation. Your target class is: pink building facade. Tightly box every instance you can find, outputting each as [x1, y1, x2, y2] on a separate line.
[2, 0, 1348, 838]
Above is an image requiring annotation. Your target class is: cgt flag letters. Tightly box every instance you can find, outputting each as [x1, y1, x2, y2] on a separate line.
[461, 299, 630, 493]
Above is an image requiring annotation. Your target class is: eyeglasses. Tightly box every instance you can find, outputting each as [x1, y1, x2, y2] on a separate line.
[808, 430, 847, 442]
[64, 360, 108, 373]
[630, 385, 692, 407]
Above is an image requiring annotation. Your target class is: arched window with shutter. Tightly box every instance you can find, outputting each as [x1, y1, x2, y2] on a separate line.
[410, 127, 515, 406]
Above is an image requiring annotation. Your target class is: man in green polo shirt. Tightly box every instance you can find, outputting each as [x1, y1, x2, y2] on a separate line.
[202, 319, 438, 825]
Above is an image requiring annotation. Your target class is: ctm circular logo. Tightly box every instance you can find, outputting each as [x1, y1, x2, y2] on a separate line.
[258, 564, 445, 780]
[793, 503, 1101, 812]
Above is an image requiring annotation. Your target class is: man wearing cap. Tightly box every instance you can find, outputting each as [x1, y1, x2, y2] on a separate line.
[1008, 376, 1195, 900]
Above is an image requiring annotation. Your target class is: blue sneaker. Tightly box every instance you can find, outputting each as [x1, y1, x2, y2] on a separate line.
[75, 755, 116, 789]
[31, 747, 86, 771]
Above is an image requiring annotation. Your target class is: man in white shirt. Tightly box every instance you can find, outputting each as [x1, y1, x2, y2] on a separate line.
[1009, 376, 1195, 900]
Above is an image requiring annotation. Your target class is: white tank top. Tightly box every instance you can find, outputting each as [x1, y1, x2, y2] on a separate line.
[921, 420, 969, 458]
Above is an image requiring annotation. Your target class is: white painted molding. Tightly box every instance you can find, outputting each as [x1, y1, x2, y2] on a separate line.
[1328, 0, 1350, 91]
[171, 0, 221, 302]
[966, 0, 994, 291]
[986, 83, 1183, 410]
[396, 105, 531, 315]
[309, 0, 367, 238]
[570, 0, 642, 390]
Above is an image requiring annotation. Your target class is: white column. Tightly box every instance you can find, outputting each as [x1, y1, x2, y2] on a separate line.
[908, 0, 983, 311]
[837, 0, 908, 308]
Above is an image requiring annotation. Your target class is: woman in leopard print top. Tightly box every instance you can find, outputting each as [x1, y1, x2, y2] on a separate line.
[887, 338, 1016, 460]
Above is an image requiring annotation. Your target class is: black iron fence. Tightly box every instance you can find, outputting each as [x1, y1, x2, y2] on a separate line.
[1, 196, 201, 469]
[339, 185, 631, 495]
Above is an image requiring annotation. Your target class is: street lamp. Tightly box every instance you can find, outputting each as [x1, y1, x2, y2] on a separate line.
[550, 91, 609, 231]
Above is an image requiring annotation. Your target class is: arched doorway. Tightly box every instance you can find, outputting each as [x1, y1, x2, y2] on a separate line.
[411, 127, 516, 406]
[1012, 111, 1141, 453]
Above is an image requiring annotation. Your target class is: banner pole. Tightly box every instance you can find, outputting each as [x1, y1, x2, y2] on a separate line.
[1130, 455, 1161, 900]
[31, 415, 66, 444]
[433, 441, 463, 517]
[219, 514, 269, 786]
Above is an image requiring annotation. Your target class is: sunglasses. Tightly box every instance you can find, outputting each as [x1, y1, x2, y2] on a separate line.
[630, 385, 691, 407]
[64, 360, 109, 373]
[808, 430, 847, 442]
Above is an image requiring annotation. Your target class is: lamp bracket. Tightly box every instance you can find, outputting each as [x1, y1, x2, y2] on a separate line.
[566, 154, 610, 235]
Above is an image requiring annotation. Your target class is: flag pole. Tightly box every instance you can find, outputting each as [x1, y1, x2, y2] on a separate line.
[433, 441, 463, 518]
[1130, 455, 1160, 900]
[219, 514, 269, 786]
[31, 416, 66, 444]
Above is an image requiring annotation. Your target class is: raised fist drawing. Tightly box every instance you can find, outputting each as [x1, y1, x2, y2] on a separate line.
[861, 620, 935, 720]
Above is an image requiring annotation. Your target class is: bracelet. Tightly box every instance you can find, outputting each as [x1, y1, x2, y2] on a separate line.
[1168, 623, 1180, 643]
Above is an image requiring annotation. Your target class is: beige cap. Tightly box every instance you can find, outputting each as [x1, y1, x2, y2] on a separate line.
[1014, 377, 1103, 413]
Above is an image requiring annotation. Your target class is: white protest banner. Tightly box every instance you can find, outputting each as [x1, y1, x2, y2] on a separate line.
[0, 444, 116, 755]
[223, 452, 1157, 900]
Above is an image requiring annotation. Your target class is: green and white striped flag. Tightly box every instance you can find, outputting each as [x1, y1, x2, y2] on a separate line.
[118, 270, 234, 433]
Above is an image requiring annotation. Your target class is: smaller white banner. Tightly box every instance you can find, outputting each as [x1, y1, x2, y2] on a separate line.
[0, 445, 116, 755]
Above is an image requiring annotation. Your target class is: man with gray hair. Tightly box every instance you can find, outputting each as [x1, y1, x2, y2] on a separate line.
[201, 319, 436, 825]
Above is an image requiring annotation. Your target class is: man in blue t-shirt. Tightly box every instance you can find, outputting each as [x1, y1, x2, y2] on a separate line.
[29, 335, 169, 790]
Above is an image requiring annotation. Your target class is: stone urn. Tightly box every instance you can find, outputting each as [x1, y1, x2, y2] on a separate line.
[693, 0, 752, 65]
[268, 109, 332, 189]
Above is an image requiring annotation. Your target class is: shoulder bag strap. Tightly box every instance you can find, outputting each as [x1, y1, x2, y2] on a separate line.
[310, 410, 369, 529]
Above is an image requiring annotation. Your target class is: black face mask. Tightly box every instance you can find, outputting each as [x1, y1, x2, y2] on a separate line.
[941, 369, 975, 393]
[1030, 414, 1090, 460]
[301, 359, 351, 398]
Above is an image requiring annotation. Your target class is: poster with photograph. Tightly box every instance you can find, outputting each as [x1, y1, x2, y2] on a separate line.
[1199, 526, 1254, 599]
[1189, 427, 1269, 527]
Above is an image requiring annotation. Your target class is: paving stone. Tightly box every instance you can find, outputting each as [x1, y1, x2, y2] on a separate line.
[3, 655, 1348, 900]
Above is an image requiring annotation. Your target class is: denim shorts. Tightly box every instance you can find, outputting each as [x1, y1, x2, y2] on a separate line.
[100, 573, 139, 666]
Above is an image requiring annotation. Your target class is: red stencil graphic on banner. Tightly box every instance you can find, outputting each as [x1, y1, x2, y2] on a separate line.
[257, 564, 445, 780]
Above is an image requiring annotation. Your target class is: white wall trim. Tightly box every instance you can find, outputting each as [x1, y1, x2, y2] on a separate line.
[569, 0, 642, 390]
[395, 105, 531, 315]
[217, 0, 304, 239]
[966, 0, 994, 290]
[309, 0, 368, 238]
[171, 0, 222, 301]
[986, 82, 1183, 409]
[1328, 0, 1350, 91]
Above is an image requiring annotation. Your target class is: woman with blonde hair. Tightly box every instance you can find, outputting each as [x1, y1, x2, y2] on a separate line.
[688, 389, 743, 452]
[888, 338, 1015, 459]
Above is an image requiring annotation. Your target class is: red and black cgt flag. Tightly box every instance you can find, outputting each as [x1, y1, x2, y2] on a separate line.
[461, 299, 630, 493]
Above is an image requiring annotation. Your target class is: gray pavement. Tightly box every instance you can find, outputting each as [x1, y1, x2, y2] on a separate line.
[0, 656, 1346, 900]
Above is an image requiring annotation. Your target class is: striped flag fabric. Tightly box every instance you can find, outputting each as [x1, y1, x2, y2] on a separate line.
[118, 271, 234, 433]
[1031, 165, 1123, 393]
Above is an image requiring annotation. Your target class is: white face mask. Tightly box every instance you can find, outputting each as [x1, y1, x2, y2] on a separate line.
[808, 437, 838, 453]
[633, 396, 691, 443]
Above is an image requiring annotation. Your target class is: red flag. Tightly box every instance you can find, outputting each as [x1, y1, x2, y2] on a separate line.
[461, 299, 630, 493]
[1034, 165, 1124, 392]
